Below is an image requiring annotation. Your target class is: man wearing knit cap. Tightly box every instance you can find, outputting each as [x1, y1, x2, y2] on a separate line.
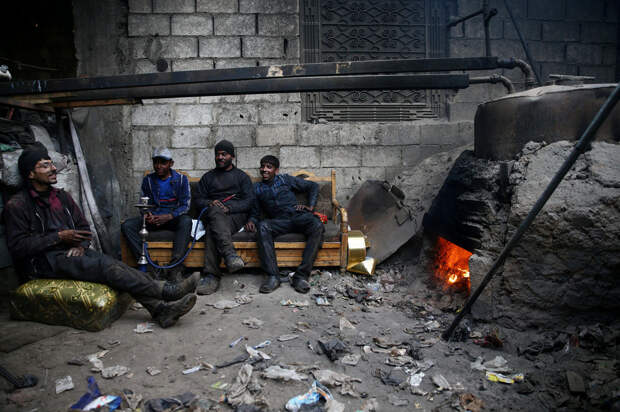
[4, 147, 199, 328]
[194, 139, 253, 294]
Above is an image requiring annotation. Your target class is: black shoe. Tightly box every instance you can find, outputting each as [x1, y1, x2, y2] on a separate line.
[259, 275, 281, 294]
[225, 254, 244, 273]
[196, 273, 220, 295]
[167, 264, 186, 283]
[153, 294, 197, 328]
[291, 275, 310, 294]
[161, 272, 199, 301]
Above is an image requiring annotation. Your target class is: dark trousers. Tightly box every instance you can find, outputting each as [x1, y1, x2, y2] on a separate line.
[201, 207, 247, 276]
[43, 249, 166, 316]
[121, 214, 193, 263]
[257, 212, 324, 278]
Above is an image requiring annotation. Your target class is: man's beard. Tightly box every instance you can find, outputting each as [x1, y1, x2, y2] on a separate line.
[216, 159, 232, 169]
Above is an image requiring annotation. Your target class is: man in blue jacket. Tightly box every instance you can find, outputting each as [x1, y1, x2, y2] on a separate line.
[122, 147, 192, 280]
[245, 155, 324, 294]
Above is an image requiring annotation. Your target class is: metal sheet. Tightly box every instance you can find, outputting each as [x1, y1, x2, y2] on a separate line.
[347, 257, 377, 276]
[347, 230, 367, 268]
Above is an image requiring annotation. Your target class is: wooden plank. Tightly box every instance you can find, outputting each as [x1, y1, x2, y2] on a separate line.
[144, 241, 340, 249]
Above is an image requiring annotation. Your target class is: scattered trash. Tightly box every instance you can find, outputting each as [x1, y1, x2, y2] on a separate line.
[286, 381, 343, 412]
[376, 368, 407, 386]
[409, 372, 424, 387]
[230, 336, 246, 348]
[81, 395, 122, 411]
[55, 375, 74, 394]
[280, 299, 310, 308]
[70, 376, 101, 410]
[566, 371, 586, 393]
[234, 294, 253, 305]
[246, 345, 271, 361]
[459, 393, 484, 412]
[242, 317, 264, 329]
[211, 381, 228, 390]
[423, 320, 441, 332]
[143, 392, 197, 411]
[414, 359, 434, 372]
[359, 397, 379, 412]
[485, 371, 524, 384]
[373, 337, 402, 348]
[474, 331, 503, 348]
[339, 317, 357, 333]
[262, 366, 308, 382]
[388, 393, 409, 407]
[216, 353, 250, 369]
[318, 339, 349, 361]
[67, 358, 85, 366]
[316, 296, 331, 306]
[278, 334, 299, 342]
[121, 389, 142, 410]
[101, 365, 129, 379]
[432, 374, 451, 391]
[130, 302, 143, 311]
[182, 366, 202, 375]
[146, 367, 161, 376]
[134, 322, 155, 334]
[341, 354, 361, 366]
[253, 340, 271, 349]
[345, 286, 370, 303]
[226, 364, 254, 407]
[312, 369, 362, 397]
[212, 300, 240, 309]
[296, 321, 311, 331]
[385, 355, 414, 367]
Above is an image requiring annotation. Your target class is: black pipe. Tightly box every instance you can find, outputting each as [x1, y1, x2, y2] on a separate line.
[502, 0, 541, 86]
[442, 82, 620, 341]
[470, 74, 515, 93]
[498, 58, 536, 88]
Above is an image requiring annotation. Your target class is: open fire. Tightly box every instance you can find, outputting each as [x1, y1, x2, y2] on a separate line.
[433, 237, 472, 292]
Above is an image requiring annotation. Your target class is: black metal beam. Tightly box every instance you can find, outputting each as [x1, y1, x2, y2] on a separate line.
[11, 74, 469, 108]
[0, 58, 494, 97]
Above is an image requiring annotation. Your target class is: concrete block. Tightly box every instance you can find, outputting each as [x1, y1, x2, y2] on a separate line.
[132, 104, 173, 126]
[578, 65, 616, 82]
[258, 14, 298, 36]
[240, 0, 298, 13]
[451, 84, 491, 103]
[376, 123, 421, 145]
[449, 39, 485, 58]
[488, 39, 525, 60]
[200, 37, 241, 57]
[164, 37, 198, 58]
[566, 44, 602, 65]
[447, 102, 478, 122]
[527, 0, 565, 20]
[214, 14, 256, 35]
[340, 123, 379, 145]
[174, 104, 213, 125]
[464, 17, 503, 39]
[214, 58, 258, 68]
[299, 124, 341, 146]
[541, 21, 579, 42]
[566, 0, 604, 21]
[419, 121, 461, 144]
[197, 0, 237, 13]
[258, 103, 301, 124]
[362, 146, 402, 167]
[402, 145, 444, 167]
[280, 146, 320, 168]
[128, 15, 170, 37]
[129, 0, 152, 13]
[173, 58, 214, 71]
[237, 146, 278, 169]
[529, 42, 566, 63]
[153, 0, 194, 13]
[134, 59, 168, 74]
[493, 0, 527, 19]
[603, 45, 617, 66]
[132, 127, 172, 169]
[200, 95, 243, 103]
[581, 23, 617, 44]
[504, 19, 542, 41]
[213, 104, 258, 124]
[172, 14, 213, 36]
[286, 93, 301, 102]
[450, 24, 464, 39]
[172, 127, 212, 148]
[335, 167, 386, 189]
[169, 148, 195, 169]
[458, 121, 475, 144]
[320, 146, 361, 168]
[256, 125, 296, 146]
[243, 37, 283, 58]
[143, 97, 198, 104]
[244, 93, 284, 103]
[214, 125, 254, 147]
[194, 148, 216, 170]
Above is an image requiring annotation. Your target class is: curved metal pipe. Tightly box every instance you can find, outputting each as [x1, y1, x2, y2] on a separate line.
[498, 58, 536, 89]
[470, 74, 515, 93]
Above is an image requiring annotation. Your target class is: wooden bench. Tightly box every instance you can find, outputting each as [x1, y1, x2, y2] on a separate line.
[120, 170, 350, 272]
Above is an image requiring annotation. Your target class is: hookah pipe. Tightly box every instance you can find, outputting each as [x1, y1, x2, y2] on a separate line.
[134, 194, 236, 272]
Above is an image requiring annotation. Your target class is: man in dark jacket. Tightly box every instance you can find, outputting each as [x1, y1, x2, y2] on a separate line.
[194, 140, 253, 295]
[245, 155, 324, 294]
[4, 148, 199, 328]
[121, 147, 192, 280]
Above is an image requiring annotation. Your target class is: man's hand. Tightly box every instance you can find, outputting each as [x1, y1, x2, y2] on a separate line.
[149, 213, 173, 226]
[144, 212, 155, 225]
[58, 230, 92, 245]
[295, 204, 313, 212]
[244, 221, 256, 232]
[212, 199, 230, 213]
[66, 246, 85, 257]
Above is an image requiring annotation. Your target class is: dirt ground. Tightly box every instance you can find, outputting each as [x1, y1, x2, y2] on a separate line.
[0, 250, 618, 411]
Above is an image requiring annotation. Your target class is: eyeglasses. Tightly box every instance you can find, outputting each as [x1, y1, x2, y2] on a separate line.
[35, 161, 55, 170]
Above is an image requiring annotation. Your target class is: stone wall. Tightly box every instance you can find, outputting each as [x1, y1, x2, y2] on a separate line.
[449, 0, 619, 120]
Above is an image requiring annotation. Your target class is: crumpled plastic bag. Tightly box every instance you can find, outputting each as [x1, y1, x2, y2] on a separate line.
[262, 366, 308, 382]
[286, 381, 344, 412]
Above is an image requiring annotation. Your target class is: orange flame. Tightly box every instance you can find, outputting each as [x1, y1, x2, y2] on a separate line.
[434, 237, 472, 292]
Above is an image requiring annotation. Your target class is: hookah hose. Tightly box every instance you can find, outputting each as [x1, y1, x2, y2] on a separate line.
[144, 194, 236, 269]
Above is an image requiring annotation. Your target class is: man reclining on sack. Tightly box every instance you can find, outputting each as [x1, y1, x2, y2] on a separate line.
[245, 155, 324, 294]
[4, 148, 198, 328]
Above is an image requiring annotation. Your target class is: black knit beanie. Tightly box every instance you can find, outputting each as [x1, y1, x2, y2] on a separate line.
[214, 139, 235, 157]
[18, 147, 50, 178]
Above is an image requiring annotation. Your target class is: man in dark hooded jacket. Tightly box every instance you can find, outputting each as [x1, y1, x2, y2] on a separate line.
[4, 148, 199, 328]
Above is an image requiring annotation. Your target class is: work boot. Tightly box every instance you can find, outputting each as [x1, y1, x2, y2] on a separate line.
[160, 272, 199, 301]
[152, 294, 197, 328]
[291, 274, 310, 294]
[167, 264, 186, 283]
[196, 273, 220, 295]
[259, 275, 281, 294]
[225, 254, 244, 273]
